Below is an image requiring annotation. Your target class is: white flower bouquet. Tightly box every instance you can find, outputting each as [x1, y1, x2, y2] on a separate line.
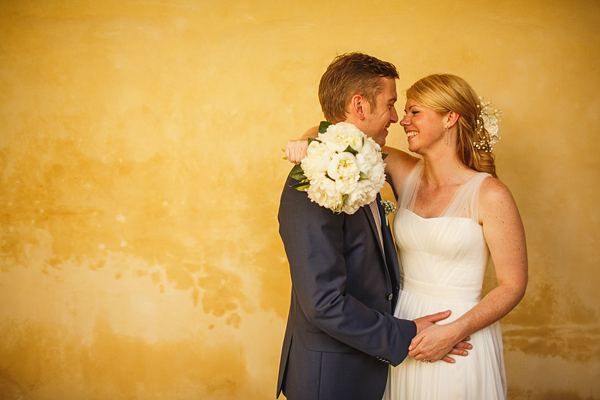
[290, 121, 386, 215]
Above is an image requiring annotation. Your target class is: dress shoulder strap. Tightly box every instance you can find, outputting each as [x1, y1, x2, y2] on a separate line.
[397, 160, 424, 212]
[443, 172, 491, 221]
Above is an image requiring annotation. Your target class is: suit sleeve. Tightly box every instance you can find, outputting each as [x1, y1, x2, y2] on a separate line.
[278, 175, 416, 366]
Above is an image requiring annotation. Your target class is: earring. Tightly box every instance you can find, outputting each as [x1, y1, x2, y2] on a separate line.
[444, 126, 450, 146]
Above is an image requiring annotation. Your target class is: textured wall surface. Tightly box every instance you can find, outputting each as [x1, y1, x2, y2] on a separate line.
[0, 0, 598, 399]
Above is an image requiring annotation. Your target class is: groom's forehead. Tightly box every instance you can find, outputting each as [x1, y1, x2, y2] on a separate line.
[378, 77, 398, 99]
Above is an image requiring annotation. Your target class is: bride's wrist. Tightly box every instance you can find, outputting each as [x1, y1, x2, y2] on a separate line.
[444, 321, 466, 343]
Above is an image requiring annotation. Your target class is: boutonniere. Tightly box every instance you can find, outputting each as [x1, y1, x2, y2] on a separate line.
[380, 200, 397, 226]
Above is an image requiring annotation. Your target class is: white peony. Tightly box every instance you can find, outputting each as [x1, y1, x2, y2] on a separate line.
[357, 139, 381, 166]
[307, 175, 343, 211]
[327, 152, 360, 194]
[320, 122, 364, 154]
[302, 141, 332, 179]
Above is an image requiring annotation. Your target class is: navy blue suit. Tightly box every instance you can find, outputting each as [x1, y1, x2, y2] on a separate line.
[277, 173, 416, 400]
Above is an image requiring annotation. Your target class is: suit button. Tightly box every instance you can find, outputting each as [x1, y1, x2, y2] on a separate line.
[387, 293, 393, 301]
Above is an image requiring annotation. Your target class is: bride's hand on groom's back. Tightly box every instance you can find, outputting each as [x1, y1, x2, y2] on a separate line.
[285, 139, 309, 164]
[285, 126, 318, 164]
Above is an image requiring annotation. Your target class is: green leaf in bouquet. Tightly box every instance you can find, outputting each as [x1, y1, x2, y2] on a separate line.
[318, 121, 332, 133]
[335, 194, 348, 214]
[382, 153, 388, 160]
[359, 172, 369, 181]
[290, 181, 310, 192]
[289, 164, 307, 181]
[343, 145, 358, 156]
[308, 137, 321, 145]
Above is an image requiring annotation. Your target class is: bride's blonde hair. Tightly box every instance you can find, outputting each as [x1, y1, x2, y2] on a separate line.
[406, 74, 497, 178]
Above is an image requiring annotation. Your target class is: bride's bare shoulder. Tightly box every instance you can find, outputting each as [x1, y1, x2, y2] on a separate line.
[478, 176, 521, 220]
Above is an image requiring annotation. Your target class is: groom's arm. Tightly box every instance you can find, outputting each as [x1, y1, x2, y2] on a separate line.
[278, 175, 416, 366]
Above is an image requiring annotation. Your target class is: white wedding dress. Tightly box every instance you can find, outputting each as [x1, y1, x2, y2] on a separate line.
[383, 161, 507, 400]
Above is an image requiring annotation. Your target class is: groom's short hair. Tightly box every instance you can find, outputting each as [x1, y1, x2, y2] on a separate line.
[319, 52, 399, 123]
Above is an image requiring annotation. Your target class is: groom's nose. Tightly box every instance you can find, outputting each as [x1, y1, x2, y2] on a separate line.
[390, 106, 399, 123]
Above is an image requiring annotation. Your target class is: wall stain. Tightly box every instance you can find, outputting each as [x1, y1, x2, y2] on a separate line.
[197, 264, 250, 327]
[0, 370, 24, 400]
[0, 318, 249, 399]
[508, 388, 595, 400]
[503, 324, 600, 363]
[0, 134, 279, 324]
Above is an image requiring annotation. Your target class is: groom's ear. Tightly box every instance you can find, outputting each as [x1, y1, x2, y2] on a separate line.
[350, 94, 367, 120]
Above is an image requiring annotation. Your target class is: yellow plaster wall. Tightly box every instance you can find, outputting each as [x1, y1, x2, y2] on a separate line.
[0, 0, 598, 399]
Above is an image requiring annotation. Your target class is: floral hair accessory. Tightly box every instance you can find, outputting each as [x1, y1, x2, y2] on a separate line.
[473, 96, 502, 153]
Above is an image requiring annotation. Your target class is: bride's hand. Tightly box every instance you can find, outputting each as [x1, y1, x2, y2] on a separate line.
[408, 324, 470, 364]
[285, 139, 309, 164]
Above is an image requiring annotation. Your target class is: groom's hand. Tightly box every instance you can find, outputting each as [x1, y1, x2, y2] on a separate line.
[413, 310, 451, 334]
[441, 337, 472, 363]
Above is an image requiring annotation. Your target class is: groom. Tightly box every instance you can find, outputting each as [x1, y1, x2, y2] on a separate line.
[277, 53, 453, 400]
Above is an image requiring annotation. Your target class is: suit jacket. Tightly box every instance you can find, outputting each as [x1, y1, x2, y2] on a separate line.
[277, 174, 417, 400]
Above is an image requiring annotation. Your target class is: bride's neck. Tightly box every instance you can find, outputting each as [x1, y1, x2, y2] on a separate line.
[421, 153, 469, 187]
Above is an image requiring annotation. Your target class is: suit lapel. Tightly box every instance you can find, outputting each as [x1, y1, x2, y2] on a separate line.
[363, 196, 385, 257]
[378, 199, 400, 287]
[363, 195, 401, 312]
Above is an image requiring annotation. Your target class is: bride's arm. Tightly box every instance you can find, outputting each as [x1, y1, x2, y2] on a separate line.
[285, 127, 318, 164]
[381, 146, 419, 199]
[408, 177, 528, 362]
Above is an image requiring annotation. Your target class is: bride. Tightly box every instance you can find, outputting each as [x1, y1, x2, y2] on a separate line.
[286, 74, 527, 399]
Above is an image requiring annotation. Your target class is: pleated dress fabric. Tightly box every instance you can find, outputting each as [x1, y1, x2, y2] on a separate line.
[383, 161, 506, 400]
